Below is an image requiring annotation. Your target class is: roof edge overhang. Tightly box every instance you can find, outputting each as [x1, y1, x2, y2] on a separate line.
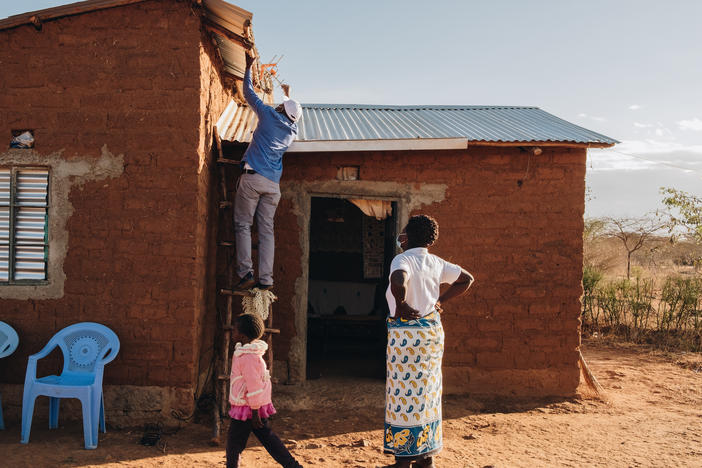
[287, 138, 469, 153]
[466, 140, 616, 149]
[286, 139, 614, 153]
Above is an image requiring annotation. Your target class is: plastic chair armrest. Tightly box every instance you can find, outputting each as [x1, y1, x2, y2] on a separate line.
[101, 344, 120, 365]
[30, 341, 58, 361]
[25, 342, 58, 380]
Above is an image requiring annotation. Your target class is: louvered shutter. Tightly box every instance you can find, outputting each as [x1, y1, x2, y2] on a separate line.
[0, 169, 9, 282]
[13, 169, 49, 281]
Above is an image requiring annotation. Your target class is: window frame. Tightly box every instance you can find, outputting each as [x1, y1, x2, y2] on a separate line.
[0, 165, 50, 286]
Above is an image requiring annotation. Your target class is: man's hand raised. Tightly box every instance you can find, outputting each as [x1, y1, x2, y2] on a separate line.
[245, 50, 255, 69]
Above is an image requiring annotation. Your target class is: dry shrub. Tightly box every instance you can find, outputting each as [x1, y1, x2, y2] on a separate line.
[582, 270, 702, 352]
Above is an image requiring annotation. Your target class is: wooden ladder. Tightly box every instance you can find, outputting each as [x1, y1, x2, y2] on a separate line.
[211, 128, 280, 443]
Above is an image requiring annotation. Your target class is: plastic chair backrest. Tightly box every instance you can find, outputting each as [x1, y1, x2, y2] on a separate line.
[0, 321, 19, 359]
[50, 323, 120, 375]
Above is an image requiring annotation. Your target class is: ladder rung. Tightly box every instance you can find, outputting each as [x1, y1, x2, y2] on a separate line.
[217, 158, 241, 165]
[217, 371, 273, 381]
[220, 288, 255, 297]
[219, 201, 232, 209]
[221, 324, 278, 335]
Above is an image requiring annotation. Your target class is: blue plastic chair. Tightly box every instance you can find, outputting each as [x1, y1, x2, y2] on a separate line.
[20, 322, 120, 449]
[0, 321, 20, 430]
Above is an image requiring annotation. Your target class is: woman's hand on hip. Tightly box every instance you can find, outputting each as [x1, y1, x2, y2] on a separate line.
[397, 301, 421, 320]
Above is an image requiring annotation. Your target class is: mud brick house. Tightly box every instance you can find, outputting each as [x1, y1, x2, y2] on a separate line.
[0, 0, 256, 424]
[0, 0, 616, 426]
[219, 105, 617, 395]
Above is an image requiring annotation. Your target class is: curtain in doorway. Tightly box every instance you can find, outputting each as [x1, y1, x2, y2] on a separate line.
[349, 199, 392, 220]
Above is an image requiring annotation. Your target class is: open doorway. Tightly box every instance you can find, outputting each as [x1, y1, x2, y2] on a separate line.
[306, 196, 397, 379]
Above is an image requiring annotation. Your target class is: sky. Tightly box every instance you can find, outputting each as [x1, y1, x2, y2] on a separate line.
[2, 0, 701, 219]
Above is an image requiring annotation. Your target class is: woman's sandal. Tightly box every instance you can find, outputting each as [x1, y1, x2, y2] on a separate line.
[379, 456, 435, 468]
[412, 457, 436, 468]
[378, 461, 412, 468]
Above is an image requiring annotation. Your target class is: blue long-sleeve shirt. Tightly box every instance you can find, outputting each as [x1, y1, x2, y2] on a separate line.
[241, 68, 298, 184]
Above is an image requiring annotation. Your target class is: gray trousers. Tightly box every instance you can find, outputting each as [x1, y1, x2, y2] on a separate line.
[234, 173, 281, 285]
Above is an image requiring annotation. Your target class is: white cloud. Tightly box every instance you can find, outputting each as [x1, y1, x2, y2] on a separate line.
[677, 117, 702, 131]
[628, 104, 642, 110]
[615, 139, 702, 155]
[588, 139, 702, 173]
[632, 122, 673, 137]
[577, 112, 606, 122]
[588, 149, 655, 171]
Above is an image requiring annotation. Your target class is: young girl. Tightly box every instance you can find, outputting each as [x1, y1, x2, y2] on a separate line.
[227, 313, 303, 468]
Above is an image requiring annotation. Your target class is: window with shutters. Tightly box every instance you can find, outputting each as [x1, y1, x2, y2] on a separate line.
[0, 167, 50, 284]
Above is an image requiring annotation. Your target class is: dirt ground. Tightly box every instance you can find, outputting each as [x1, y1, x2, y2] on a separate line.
[1, 339, 700, 468]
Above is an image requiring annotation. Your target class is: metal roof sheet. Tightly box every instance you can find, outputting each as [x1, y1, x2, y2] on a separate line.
[216, 103, 618, 151]
[201, 0, 253, 79]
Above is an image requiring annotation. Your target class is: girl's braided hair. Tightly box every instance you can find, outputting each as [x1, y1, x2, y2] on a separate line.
[235, 313, 265, 340]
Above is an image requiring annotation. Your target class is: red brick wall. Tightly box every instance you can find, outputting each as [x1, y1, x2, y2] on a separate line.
[0, 1, 207, 389]
[193, 29, 235, 385]
[274, 146, 586, 396]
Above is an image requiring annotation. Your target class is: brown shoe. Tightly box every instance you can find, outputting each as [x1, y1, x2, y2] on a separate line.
[234, 272, 255, 290]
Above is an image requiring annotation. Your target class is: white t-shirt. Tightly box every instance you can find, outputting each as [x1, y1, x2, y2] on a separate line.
[385, 247, 462, 318]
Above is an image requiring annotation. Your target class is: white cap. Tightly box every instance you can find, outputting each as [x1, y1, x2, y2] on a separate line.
[282, 96, 302, 123]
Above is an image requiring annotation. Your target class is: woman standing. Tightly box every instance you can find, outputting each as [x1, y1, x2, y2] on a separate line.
[383, 215, 474, 468]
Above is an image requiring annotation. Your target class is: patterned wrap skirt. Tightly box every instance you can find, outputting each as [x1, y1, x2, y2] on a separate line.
[384, 312, 444, 458]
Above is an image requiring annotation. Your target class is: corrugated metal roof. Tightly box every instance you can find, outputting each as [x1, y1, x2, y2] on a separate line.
[0, 0, 254, 79]
[216, 103, 618, 150]
[201, 0, 253, 79]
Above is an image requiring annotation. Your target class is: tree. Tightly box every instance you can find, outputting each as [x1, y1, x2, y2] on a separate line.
[584, 217, 607, 243]
[605, 216, 666, 280]
[661, 187, 702, 243]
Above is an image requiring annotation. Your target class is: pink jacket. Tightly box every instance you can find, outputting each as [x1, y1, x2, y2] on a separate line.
[229, 340, 272, 410]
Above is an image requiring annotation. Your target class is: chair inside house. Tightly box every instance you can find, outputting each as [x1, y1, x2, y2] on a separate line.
[20, 322, 120, 449]
[0, 321, 20, 430]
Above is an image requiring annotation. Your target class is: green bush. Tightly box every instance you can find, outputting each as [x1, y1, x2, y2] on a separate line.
[582, 272, 701, 351]
[658, 276, 702, 332]
[582, 265, 603, 326]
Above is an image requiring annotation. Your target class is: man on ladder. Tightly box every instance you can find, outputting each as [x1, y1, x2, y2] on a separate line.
[234, 51, 302, 291]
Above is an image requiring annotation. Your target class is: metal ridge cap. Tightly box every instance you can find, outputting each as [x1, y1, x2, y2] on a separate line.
[300, 104, 540, 111]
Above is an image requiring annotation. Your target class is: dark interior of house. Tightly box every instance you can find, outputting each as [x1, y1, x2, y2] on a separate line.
[306, 197, 396, 379]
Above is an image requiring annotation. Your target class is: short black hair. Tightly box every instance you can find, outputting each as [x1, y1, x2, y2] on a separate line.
[405, 214, 439, 247]
[235, 313, 265, 340]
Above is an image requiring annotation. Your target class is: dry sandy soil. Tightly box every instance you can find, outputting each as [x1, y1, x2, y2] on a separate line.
[1, 339, 700, 468]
